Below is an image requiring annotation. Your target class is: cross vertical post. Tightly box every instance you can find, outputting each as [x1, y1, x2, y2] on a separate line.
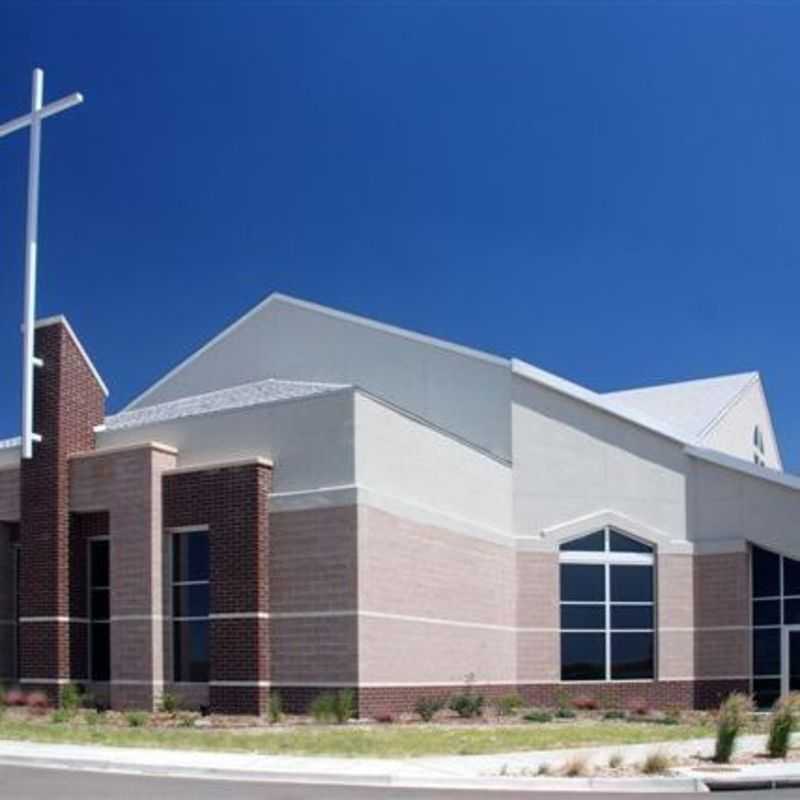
[21, 69, 44, 460]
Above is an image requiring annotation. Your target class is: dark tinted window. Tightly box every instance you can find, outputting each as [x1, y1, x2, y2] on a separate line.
[560, 564, 605, 602]
[173, 621, 209, 683]
[90, 540, 109, 587]
[609, 531, 652, 554]
[753, 678, 781, 710]
[560, 531, 605, 552]
[561, 633, 605, 681]
[753, 599, 780, 627]
[611, 633, 654, 680]
[173, 532, 210, 583]
[611, 605, 653, 630]
[173, 584, 210, 618]
[785, 557, 800, 596]
[753, 628, 781, 675]
[610, 565, 653, 602]
[561, 604, 605, 630]
[752, 545, 780, 598]
[90, 589, 110, 621]
[90, 623, 110, 681]
[785, 599, 800, 625]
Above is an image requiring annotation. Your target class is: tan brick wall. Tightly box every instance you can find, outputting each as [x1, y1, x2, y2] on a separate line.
[0, 469, 19, 521]
[70, 444, 177, 709]
[658, 554, 695, 679]
[516, 551, 558, 682]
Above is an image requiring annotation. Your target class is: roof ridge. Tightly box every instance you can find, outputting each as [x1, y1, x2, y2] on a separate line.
[696, 373, 760, 440]
[605, 370, 758, 397]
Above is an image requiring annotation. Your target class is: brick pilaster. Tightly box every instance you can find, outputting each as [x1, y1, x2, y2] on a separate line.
[18, 321, 105, 698]
[163, 461, 272, 715]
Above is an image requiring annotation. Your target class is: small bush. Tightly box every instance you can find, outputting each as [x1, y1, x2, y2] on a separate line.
[268, 692, 283, 724]
[310, 690, 354, 724]
[6, 688, 26, 707]
[51, 709, 71, 724]
[159, 692, 180, 714]
[536, 763, 552, 776]
[602, 710, 626, 720]
[495, 694, 524, 717]
[375, 713, 394, 724]
[608, 753, 624, 769]
[563, 755, 590, 777]
[572, 695, 598, 711]
[26, 691, 49, 714]
[767, 693, 800, 758]
[60, 684, 82, 714]
[414, 696, 445, 722]
[555, 707, 576, 719]
[448, 692, 484, 719]
[126, 711, 148, 728]
[714, 693, 753, 764]
[84, 709, 101, 726]
[523, 710, 553, 723]
[641, 750, 671, 775]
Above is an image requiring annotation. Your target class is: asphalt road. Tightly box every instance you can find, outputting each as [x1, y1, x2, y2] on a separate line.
[0, 765, 791, 800]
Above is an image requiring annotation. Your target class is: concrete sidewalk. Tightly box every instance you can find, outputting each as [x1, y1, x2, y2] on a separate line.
[0, 734, 796, 793]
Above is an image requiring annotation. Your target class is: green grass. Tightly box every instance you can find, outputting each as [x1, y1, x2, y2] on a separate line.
[0, 718, 714, 758]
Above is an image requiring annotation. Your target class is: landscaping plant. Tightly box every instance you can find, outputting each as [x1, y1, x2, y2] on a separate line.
[310, 690, 354, 724]
[523, 710, 553, 723]
[562, 755, 590, 777]
[767, 693, 800, 758]
[26, 691, 49, 714]
[414, 696, 445, 722]
[159, 692, 180, 714]
[60, 684, 82, 715]
[713, 693, 753, 764]
[126, 711, 148, 728]
[448, 692, 484, 719]
[641, 750, 671, 775]
[495, 694, 524, 717]
[268, 692, 283, 724]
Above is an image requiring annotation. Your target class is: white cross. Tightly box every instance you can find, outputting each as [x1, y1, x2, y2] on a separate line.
[0, 69, 84, 459]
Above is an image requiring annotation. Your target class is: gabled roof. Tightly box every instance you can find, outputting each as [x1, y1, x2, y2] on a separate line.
[604, 372, 759, 442]
[106, 377, 348, 432]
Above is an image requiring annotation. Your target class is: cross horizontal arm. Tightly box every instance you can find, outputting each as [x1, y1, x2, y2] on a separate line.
[0, 92, 83, 139]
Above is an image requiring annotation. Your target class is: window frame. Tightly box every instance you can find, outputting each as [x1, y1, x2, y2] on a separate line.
[559, 527, 656, 683]
[170, 527, 211, 684]
[87, 535, 111, 683]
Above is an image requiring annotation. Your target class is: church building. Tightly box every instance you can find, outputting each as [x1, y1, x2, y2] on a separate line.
[0, 293, 796, 716]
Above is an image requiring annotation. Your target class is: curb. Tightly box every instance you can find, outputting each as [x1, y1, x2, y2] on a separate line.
[0, 754, 712, 793]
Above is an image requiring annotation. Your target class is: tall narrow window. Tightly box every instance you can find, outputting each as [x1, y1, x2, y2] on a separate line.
[172, 531, 210, 683]
[89, 538, 110, 681]
[559, 528, 655, 681]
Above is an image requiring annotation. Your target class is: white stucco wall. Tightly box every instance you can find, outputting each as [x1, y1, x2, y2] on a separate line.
[353, 392, 512, 538]
[97, 390, 356, 495]
[689, 456, 800, 557]
[125, 296, 512, 462]
[512, 374, 689, 544]
[701, 379, 782, 470]
[0, 448, 18, 471]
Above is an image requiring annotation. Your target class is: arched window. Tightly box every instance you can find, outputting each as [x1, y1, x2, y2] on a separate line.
[559, 528, 655, 682]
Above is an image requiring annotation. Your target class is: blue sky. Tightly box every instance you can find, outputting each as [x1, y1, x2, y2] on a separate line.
[1, 2, 799, 468]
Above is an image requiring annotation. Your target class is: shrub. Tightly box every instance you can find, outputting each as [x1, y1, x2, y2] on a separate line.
[6, 688, 25, 707]
[310, 690, 354, 724]
[563, 755, 590, 777]
[608, 753, 624, 769]
[414, 696, 445, 722]
[602, 710, 626, 720]
[536, 763, 552, 776]
[60, 684, 83, 714]
[641, 750, 671, 775]
[555, 707, 576, 719]
[51, 709, 70, 724]
[268, 692, 283, 724]
[767, 693, 800, 758]
[26, 691, 49, 714]
[572, 695, 598, 711]
[84, 710, 101, 726]
[375, 713, 394, 724]
[523, 710, 553, 723]
[159, 692, 180, 714]
[126, 711, 148, 728]
[495, 694, 524, 717]
[714, 693, 753, 764]
[448, 692, 484, 719]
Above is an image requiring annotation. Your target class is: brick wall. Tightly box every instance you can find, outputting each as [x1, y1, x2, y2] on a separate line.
[0, 523, 17, 680]
[163, 462, 272, 714]
[19, 321, 105, 699]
